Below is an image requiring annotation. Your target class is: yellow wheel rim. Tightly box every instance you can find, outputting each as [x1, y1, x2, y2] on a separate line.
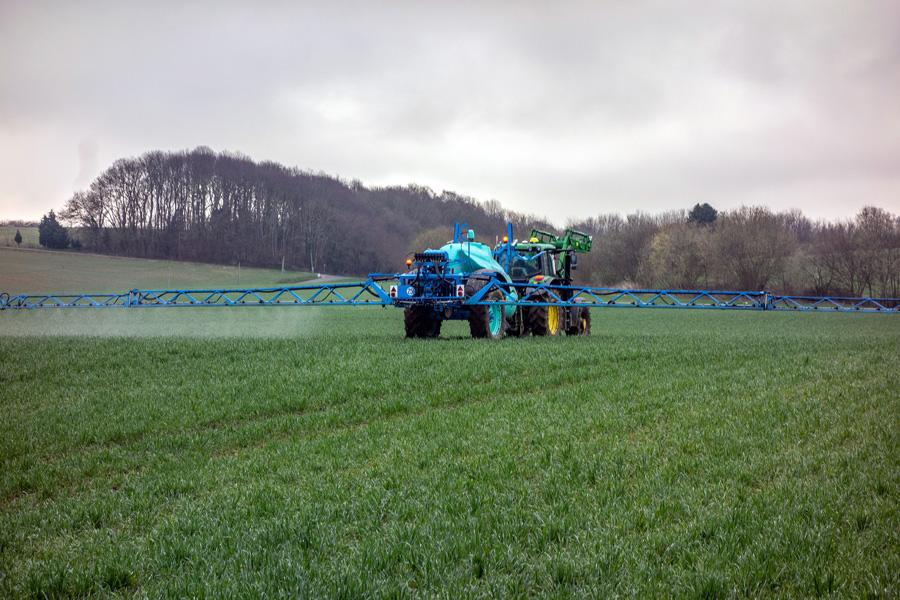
[547, 305, 560, 335]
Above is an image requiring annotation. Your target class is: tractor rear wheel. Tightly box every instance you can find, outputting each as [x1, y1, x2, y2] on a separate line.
[468, 289, 506, 339]
[566, 299, 591, 336]
[465, 273, 506, 340]
[404, 306, 441, 338]
[526, 294, 564, 336]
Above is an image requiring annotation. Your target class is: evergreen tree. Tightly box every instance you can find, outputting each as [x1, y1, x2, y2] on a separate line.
[38, 211, 69, 249]
[687, 203, 718, 226]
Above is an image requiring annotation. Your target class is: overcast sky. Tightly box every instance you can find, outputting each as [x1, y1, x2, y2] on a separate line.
[1, 1, 899, 224]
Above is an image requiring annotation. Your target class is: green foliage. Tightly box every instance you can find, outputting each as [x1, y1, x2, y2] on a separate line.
[38, 210, 69, 250]
[688, 202, 718, 225]
[0, 308, 897, 597]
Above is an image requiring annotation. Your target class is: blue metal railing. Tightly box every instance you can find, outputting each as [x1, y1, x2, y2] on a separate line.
[1, 279, 897, 313]
[0, 281, 392, 310]
[464, 280, 899, 312]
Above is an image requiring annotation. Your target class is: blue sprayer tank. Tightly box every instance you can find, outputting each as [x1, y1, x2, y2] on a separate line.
[428, 240, 518, 318]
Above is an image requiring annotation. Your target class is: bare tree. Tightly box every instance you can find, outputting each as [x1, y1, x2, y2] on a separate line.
[711, 207, 795, 290]
[855, 207, 900, 297]
[648, 223, 707, 289]
[57, 148, 898, 289]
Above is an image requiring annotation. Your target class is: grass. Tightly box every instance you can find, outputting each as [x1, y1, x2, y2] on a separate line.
[0, 308, 897, 597]
[0, 251, 898, 597]
[0, 226, 38, 249]
[0, 247, 316, 295]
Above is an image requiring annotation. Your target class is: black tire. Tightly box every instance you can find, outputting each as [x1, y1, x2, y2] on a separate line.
[425, 316, 442, 338]
[526, 293, 564, 336]
[506, 308, 525, 337]
[566, 299, 591, 336]
[466, 271, 506, 340]
[469, 289, 507, 339]
[404, 306, 441, 338]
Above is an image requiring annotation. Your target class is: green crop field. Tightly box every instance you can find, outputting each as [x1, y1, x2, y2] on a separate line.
[1, 252, 898, 597]
[0, 247, 315, 295]
[0, 226, 39, 249]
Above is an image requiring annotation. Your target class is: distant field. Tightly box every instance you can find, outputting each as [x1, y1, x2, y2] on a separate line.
[0, 250, 898, 597]
[0, 226, 39, 249]
[0, 247, 316, 295]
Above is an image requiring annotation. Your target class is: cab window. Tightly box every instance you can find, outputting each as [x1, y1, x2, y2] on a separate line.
[542, 254, 556, 277]
[509, 254, 541, 279]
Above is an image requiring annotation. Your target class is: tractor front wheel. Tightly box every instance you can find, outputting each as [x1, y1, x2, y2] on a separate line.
[566, 299, 591, 336]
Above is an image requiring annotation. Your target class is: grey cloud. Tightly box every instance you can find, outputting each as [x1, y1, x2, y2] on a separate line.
[74, 139, 98, 189]
[1, 0, 898, 222]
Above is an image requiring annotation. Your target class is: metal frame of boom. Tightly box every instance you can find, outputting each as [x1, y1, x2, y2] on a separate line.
[1, 278, 897, 313]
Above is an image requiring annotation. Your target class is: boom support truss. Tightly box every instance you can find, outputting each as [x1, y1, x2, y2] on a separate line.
[1, 279, 897, 313]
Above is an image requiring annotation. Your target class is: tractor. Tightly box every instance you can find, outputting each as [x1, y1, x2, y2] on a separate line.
[500, 227, 593, 337]
[391, 223, 592, 339]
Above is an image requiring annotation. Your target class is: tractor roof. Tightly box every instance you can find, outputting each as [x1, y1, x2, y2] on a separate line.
[512, 242, 556, 252]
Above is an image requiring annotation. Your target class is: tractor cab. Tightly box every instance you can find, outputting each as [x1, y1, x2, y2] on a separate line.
[506, 241, 558, 282]
[496, 228, 591, 285]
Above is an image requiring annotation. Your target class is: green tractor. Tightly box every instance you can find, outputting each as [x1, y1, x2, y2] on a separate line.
[501, 227, 593, 337]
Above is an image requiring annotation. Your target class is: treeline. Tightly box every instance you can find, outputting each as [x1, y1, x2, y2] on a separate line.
[569, 205, 900, 297]
[60, 147, 548, 275]
[59, 147, 899, 296]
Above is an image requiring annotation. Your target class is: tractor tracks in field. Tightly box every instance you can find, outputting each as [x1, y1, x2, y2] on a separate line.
[0, 384, 518, 511]
[1, 351, 677, 511]
[0, 343, 674, 512]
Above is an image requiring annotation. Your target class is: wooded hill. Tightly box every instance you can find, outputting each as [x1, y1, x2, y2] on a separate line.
[60, 147, 548, 276]
[59, 148, 899, 296]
